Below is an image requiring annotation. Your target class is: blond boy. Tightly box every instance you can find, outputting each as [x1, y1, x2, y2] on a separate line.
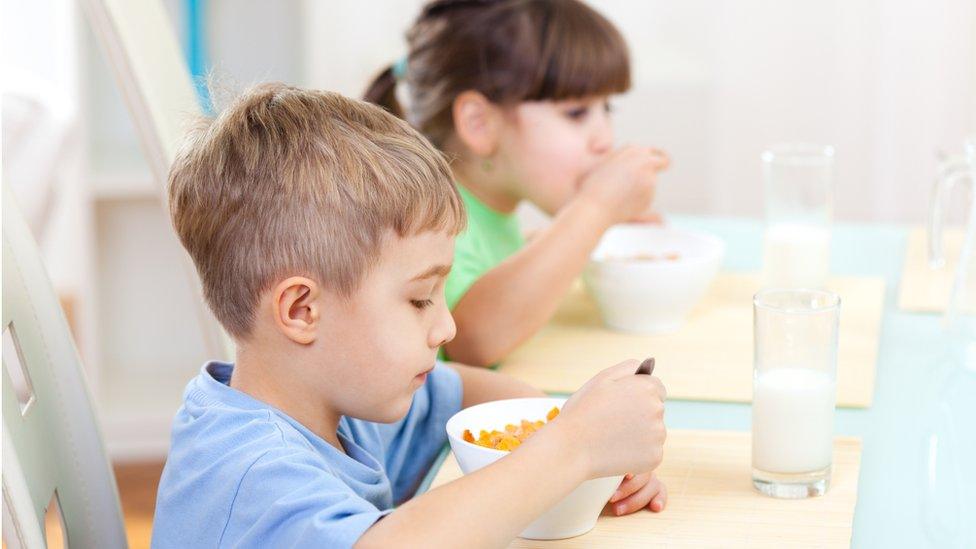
[152, 83, 667, 548]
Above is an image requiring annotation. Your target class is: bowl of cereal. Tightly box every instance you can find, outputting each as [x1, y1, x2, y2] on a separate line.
[445, 397, 622, 540]
[583, 224, 725, 333]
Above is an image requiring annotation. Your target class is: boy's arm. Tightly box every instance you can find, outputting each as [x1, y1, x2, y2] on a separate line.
[356, 360, 668, 549]
[445, 363, 669, 519]
[443, 198, 609, 366]
[355, 422, 586, 549]
[444, 361, 546, 407]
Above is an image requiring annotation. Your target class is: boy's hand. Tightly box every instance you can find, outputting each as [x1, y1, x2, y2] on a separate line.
[550, 360, 667, 479]
[576, 146, 670, 228]
[608, 472, 668, 515]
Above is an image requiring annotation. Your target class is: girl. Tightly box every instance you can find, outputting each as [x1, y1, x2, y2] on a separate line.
[365, 0, 669, 369]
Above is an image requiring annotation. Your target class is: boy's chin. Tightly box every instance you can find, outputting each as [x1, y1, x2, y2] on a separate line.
[359, 395, 416, 424]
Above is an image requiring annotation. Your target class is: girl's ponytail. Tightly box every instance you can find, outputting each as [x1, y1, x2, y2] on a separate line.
[363, 65, 403, 119]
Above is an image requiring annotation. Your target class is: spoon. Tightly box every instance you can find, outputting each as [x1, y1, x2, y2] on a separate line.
[635, 357, 655, 375]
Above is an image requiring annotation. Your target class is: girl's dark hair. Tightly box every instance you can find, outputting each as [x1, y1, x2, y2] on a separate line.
[363, 0, 631, 148]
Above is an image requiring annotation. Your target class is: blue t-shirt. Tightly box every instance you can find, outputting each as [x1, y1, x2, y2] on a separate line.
[151, 361, 463, 549]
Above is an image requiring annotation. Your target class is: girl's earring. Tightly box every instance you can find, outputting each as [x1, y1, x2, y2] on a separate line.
[481, 158, 494, 172]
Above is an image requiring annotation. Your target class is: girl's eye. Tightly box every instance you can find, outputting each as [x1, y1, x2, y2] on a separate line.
[565, 106, 589, 121]
[411, 299, 434, 310]
[604, 101, 614, 114]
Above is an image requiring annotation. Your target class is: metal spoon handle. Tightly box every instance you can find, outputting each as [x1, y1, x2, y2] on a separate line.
[635, 357, 655, 375]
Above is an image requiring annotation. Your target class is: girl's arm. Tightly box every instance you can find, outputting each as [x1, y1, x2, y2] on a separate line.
[443, 198, 610, 366]
[444, 146, 668, 366]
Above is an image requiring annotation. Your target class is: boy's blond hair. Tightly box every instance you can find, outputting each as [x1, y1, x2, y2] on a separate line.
[168, 83, 465, 339]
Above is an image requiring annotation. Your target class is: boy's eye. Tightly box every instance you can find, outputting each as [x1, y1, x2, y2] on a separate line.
[411, 299, 434, 310]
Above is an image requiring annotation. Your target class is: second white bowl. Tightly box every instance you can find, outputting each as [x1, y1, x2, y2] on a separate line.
[584, 224, 725, 333]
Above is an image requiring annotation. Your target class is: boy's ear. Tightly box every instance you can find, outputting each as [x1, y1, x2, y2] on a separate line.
[271, 276, 321, 345]
[452, 90, 502, 158]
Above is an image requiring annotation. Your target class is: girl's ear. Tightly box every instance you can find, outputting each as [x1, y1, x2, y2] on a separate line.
[452, 90, 503, 158]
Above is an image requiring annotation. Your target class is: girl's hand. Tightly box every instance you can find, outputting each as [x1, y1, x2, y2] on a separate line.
[577, 146, 670, 228]
[608, 472, 668, 515]
[629, 209, 666, 225]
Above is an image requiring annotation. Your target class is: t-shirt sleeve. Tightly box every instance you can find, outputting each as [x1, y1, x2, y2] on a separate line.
[377, 362, 463, 503]
[445, 225, 487, 310]
[219, 449, 391, 549]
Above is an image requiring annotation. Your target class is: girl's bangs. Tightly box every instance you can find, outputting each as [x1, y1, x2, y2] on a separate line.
[523, 0, 631, 101]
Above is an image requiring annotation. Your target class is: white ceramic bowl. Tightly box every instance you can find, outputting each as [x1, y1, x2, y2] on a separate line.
[583, 224, 725, 333]
[445, 397, 622, 540]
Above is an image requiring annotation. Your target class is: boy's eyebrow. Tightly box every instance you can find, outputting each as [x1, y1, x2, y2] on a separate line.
[410, 264, 452, 281]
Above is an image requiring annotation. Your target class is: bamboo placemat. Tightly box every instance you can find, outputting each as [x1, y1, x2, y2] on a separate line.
[430, 430, 862, 548]
[499, 273, 884, 407]
[897, 227, 962, 313]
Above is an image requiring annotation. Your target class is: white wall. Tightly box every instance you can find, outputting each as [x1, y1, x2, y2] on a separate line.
[302, 0, 425, 97]
[303, 0, 976, 223]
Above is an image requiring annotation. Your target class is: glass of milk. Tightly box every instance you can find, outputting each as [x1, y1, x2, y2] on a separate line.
[752, 288, 840, 498]
[762, 144, 834, 288]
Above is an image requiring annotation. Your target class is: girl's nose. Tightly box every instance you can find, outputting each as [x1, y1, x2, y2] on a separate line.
[589, 111, 614, 156]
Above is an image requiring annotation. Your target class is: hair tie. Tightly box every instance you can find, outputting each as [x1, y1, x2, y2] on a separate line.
[392, 56, 408, 80]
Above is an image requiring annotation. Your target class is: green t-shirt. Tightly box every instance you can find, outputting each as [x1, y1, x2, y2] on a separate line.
[445, 184, 525, 311]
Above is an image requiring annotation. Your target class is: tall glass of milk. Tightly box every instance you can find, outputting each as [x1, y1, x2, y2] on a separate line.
[752, 288, 840, 498]
[762, 144, 834, 288]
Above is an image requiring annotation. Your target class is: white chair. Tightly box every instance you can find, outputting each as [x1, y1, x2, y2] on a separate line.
[78, 0, 232, 361]
[78, 0, 201, 189]
[2, 183, 128, 548]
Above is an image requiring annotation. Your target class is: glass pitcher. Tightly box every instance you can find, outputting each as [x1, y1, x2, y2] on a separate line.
[922, 135, 976, 548]
[929, 136, 976, 334]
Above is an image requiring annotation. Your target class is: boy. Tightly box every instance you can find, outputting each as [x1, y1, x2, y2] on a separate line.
[152, 83, 667, 548]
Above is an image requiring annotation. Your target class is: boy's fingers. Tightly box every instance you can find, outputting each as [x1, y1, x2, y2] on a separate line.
[651, 375, 667, 400]
[591, 359, 641, 383]
[625, 374, 667, 400]
[567, 360, 641, 410]
[612, 475, 661, 516]
[648, 481, 668, 512]
[609, 472, 650, 503]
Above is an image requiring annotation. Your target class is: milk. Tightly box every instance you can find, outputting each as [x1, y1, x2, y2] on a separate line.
[752, 367, 836, 474]
[762, 223, 830, 288]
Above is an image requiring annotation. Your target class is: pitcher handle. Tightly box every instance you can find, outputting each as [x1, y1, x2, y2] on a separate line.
[928, 160, 975, 268]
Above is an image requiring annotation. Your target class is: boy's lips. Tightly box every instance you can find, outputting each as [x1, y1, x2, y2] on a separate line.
[414, 365, 435, 381]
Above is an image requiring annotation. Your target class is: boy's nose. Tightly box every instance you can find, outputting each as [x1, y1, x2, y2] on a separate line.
[430, 305, 457, 349]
